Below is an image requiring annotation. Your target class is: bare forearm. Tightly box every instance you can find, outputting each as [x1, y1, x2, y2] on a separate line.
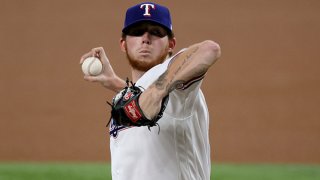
[152, 40, 221, 96]
[139, 40, 220, 119]
[101, 75, 126, 93]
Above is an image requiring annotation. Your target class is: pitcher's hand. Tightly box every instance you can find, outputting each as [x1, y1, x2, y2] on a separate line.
[80, 47, 125, 92]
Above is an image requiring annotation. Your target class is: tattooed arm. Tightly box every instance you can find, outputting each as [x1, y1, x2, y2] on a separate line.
[139, 40, 221, 119]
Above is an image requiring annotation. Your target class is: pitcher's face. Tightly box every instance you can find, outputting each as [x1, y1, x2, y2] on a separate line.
[121, 22, 175, 71]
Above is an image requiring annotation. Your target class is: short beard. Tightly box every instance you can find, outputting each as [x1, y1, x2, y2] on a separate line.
[126, 51, 168, 72]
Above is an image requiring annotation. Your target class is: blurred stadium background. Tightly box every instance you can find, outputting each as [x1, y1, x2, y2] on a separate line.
[0, 0, 319, 179]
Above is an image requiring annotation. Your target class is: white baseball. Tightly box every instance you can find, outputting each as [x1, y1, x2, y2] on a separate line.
[81, 57, 103, 76]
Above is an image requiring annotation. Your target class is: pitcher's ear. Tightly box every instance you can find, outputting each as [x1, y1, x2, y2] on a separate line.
[169, 37, 176, 50]
[120, 38, 126, 52]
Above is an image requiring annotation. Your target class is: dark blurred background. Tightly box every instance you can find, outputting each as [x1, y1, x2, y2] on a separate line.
[0, 0, 319, 164]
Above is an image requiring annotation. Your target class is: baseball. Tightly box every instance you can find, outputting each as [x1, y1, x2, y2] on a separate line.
[81, 57, 103, 76]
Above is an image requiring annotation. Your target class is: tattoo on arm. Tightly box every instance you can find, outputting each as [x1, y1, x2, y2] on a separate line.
[167, 80, 185, 92]
[155, 71, 168, 90]
[154, 46, 200, 93]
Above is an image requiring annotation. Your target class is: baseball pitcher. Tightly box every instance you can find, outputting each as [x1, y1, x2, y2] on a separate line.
[80, 2, 221, 180]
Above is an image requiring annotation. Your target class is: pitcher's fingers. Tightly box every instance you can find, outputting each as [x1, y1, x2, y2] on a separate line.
[80, 51, 94, 64]
[84, 75, 100, 82]
[92, 47, 106, 59]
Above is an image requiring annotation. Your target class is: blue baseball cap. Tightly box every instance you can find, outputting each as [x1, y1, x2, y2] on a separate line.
[122, 2, 173, 33]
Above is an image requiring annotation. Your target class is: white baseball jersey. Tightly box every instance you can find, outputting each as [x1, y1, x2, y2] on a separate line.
[109, 50, 211, 180]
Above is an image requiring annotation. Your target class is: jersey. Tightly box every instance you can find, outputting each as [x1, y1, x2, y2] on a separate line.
[109, 50, 211, 180]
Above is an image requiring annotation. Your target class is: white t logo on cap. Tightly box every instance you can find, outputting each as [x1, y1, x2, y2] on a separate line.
[140, 3, 155, 16]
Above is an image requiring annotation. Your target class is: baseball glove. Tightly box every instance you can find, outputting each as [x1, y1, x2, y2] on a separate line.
[107, 78, 169, 130]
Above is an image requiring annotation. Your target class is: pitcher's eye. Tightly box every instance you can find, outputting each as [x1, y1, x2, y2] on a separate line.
[149, 29, 167, 38]
[127, 28, 145, 36]
[126, 25, 168, 38]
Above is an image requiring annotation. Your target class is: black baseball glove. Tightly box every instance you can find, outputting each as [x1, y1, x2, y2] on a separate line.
[107, 79, 169, 130]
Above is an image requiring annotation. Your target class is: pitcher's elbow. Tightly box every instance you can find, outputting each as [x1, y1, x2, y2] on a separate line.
[200, 40, 221, 64]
